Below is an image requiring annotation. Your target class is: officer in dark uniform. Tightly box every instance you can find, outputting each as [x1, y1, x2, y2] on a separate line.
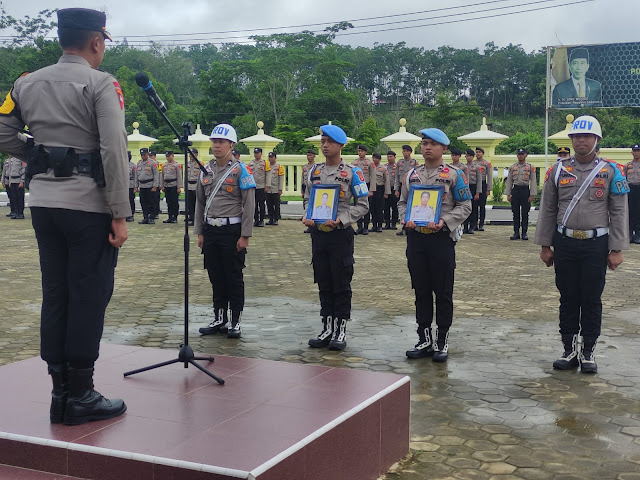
[398, 128, 472, 362]
[0, 8, 128, 425]
[303, 125, 369, 351]
[625, 144, 640, 244]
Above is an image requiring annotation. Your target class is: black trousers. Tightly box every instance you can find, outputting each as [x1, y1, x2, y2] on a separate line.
[477, 182, 488, 227]
[510, 185, 530, 233]
[371, 188, 384, 227]
[465, 184, 478, 231]
[407, 230, 455, 332]
[139, 187, 154, 219]
[266, 192, 280, 220]
[164, 186, 179, 218]
[9, 183, 24, 214]
[202, 223, 246, 313]
[187, 187, 196, 220]
[31, 208, 117, 366]
[553, 230, 608, 338]
[357, 183, 371, 229]
[384, 188, 399, 225]
[128, 188, 135, 217]
[254, 188, 266, 222]
[629, 184, 640, 233]
[155, 189, 162, 216]
[310, 227, 355, 319]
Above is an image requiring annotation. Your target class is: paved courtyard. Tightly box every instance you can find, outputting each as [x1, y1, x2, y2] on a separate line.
[1, 208, 640, 480]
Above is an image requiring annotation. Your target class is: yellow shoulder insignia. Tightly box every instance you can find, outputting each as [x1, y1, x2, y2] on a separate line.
[0, 72, 29, 116]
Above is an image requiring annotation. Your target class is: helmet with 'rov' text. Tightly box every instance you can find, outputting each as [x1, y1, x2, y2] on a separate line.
[568, 115, 602, 138]
[209, 123, 238, 143]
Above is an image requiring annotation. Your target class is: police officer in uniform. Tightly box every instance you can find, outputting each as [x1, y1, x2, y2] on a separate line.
[395, 145, 417, 236]
[399, 128, 472, 362]
[384, 150, 399, 229]
[0, 8, 129, 425]
[3, 156, 25, 218]
[474, 147, 492, 231]
[625, 144, 640, 244]
[505, 148, 537, 240]
[161, 150, 183, 223]
[535, 115, 629, 374]
[463, 149, 479, 234]
[197, 124, 256, 338]
[185, 147, 200, 225]
[304, 125, 369, 351]
[135, 147, 159, 224]
[370, 152, 390, 232]
[149, 150, 161, 219]
[449, 148, 468, 179]
[248, 147, 270, 227]
[126, 151, 136, 222]
[352, 144, 374, 235]
[301, 149, 316, 233]
[557, 146, 571, 161]
[266, 151, 284, 225]
[1, 157, 11, 216]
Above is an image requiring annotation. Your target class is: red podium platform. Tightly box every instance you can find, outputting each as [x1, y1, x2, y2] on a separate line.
[0, 344, 409, 480]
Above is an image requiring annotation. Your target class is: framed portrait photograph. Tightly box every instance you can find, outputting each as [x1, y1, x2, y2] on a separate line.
[306, 184, 340, 224]
[405, 185, 444, 226]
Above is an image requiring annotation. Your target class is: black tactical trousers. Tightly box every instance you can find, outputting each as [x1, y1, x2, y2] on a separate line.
[553, 230, 608, 337]
[477, 182, 488, 227]
[370, 188, 384, 226]
[357, 183, 371, 229]
[9, 183, 24, 214]
[164, 186, 179, 218]
[153, 188, 161, 217]
[310, 227, 355, 319]
[510, 185, 530, 232]
[628, 184, 640, 232]
[203, 223, 246, 313]
[128, 188, 135, 217]
[186, 187, 196, 220]
[266, 192, 280, 220]
[139, 187, 153, 219]
[407, 230, 455, 331]
[254, 188, 266, 222]
[384, 188, 399, 225]
[31, 208, 117, 367]
[465, 184, 478, 230]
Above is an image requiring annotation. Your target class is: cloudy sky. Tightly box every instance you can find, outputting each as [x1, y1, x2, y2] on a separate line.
[4, 0, 636, 53]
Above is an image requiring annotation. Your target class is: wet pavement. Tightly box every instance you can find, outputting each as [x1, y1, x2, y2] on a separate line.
[1, 208, 640, 480]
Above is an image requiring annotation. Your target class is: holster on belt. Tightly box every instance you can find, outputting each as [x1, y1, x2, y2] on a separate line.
[25, 143, 48, 186]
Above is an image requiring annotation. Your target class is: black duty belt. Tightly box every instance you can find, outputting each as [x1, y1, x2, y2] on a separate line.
[188, 180, 197, 184]
[138, 178, 153, 184]
[10, 176, 21, 179]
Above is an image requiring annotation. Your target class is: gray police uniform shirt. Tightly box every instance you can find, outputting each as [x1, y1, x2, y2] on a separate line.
[194, 159, 256, 238]
[128, 161, 136, 189]
[395, 157, 418, 191]
[187, 159, 200, 191]
[625, 161, 640, 185]
[161, 161, 183, 188]
[386, 162, 397, 189]
[371, 163, 391, 195]
[505, 162, 537, 196]
[351, 157, 374, 184]
[0, 54, 130, 217]
[534, 156, 629, 251]
[398, 163, 472, 240]
[466, 161, 478, 185]
[1, 158, 7, 186]
[136, 159, 159, 189]
[5, 156, 25, 184]
[248, 158, 271, 189]
[268, 162, 284, 192]
[450, 162, 469, 183]
[302, 162, 315, 193]
[303, 160, 369, 228]
[474, 159, 493, 193]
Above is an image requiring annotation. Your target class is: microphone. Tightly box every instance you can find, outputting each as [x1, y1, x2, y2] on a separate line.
[135, 72, 166, 113]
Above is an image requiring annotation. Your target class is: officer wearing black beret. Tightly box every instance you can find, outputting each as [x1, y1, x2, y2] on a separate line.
[0, 8, 127, 425]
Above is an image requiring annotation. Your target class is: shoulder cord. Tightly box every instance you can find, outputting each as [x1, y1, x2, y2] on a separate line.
[561, 161, 607, 227]
[203, 161, 241, 222]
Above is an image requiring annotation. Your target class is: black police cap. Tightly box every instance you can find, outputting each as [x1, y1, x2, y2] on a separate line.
[450, 148, 462, 155]
[140, 148, 149, 154]
[165, 150, 174, 156]
[357, 144, 368, 152]
[557, 146, 570, 154]
[465, 149, 474, 156]
[387, 151, 396, 156]
[254, 148, 262, 153]
[149, 151, 157, 156]
[517, 148, 527, 154]
[57, 8, 112, 41]
[402, 145, 412, 151]
[632, 144, 640, 150]
[307, 149, 316, 155]
[475, 147, 484, 153]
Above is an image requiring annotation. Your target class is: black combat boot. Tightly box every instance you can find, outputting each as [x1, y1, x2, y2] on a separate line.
[308, 316, 333, 348]
[266, 217, 275, 225]
[477, 223, 484, 231]
[126, 216, 134, 222]
[163, 217, 173, 223]
[304, 227, 312, 234]
[14, 213, 24, 219]
[396, 229, 405, 236]
[391, 223, 397, 230]
[6, 210, 14, 217]
[510, 231, 520, 240]
[64, 367, 126, 426]
[48, 364, 68, 424]
[580, 336, 598, 373]
[433, 328, 449, 362]
[521, 228, 528, 240]
[328, 318, 348, 350]
[634, 232, 640, 244]
[406, 326, 434, 359]
[227, 311, 242, 338]
[355, 220, 363, 235]
[257, 220, 264, 227]
[138, 217, 149, 224]
[199, 307, 228, 335]
[383, 223, 391, 230]
[552, 334, 579, 370]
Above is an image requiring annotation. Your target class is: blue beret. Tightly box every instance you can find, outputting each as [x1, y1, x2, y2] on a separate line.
[320, 124, 348, 145]
[419, 128, 450, 146]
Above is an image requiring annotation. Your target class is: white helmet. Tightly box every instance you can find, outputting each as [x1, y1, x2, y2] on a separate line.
[568, 115, 602, 138]
[209, 123, 237, 143]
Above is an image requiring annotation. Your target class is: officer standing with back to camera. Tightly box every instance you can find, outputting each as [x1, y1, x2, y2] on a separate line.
[197, 124, 256, 339]
[3, 155, 26, 219]
[126, 151, 136, 222]
[304, 125, 369, 351]
[398, 128, 472, 362]
[535, 115, 629, 374]
[248, 147, 270, 227]
[135, 147, 159, 224]
[505, 148, 537, 240]
[185, 147, 200, 226]
[0, 8, 129, 425]
[625, 143, 640, 244]
[160, 150, 182, 224]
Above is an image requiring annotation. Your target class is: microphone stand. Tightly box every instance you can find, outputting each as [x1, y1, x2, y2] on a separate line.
[124, 95, 224, 385]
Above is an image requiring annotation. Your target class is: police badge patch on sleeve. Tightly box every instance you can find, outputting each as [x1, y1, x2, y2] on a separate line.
[113, 82, 124, 110]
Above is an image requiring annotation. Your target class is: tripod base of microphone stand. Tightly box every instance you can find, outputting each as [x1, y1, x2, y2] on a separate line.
[123, 344, 225, 385]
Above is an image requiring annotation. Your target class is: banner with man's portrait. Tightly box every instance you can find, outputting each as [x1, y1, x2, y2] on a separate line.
[548, 41, 640, 109]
